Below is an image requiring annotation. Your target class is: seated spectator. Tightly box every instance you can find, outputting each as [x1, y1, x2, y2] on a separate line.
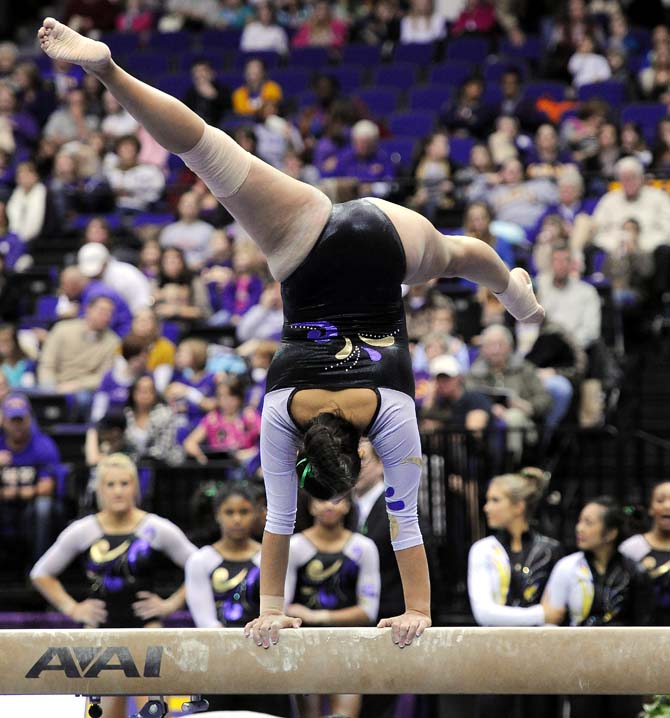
[206, 242, 264, 327]
[602, 218, 654, 307]
[525, 319, 587, 435]
[589, 157, 670, 257]
[128, 307, 176, 388]
[240, 2, 289, 55]
[87, 374, 184, 467]
[488, 116, 533, 167]
[451, 0, 496, 36]
[408, 131, 454, 223]
[275, 0, 310, 30]
[568, 34, 611, 88]
[254, 101, 304, 170]
[45, 58, 83, 104]
[183, 377, 261, 467]
[399, 0, 446, 45]
[537, 245, 602, 351]
[0, 81, 39, 161]
[81, 73, 104, 119]
[525, 124, 572, 180]
[605, 47, 637, 101]
[236, 280, 283, 343]
[0, 41, 18, 80]
[0, 324, 35, 389]
[212, 0, 254, 29]
[164, 337, 217, 438]
[37, 296, 120, 409]
[441, 76, 495, 140]
[349, 0, 400, 52]
[100, 89, 139, 140]
[497, 68, 546, 132]
[606, 11, 639, 57]
[78, 242, 152, 313]
[532, 213, 571, 276]
[154, 246, 211, 323]
[651, 119, 670, 175]
[0, 392, 62, 560]
[183, 59, 231, 128]
[0, 201, 27, 272]
[291, 0, 348, 50]
[138, 237, 162, 282]
[420, 354, 492, 433]
[638, 40, 670, 102]
[466, 325, 552, 454]
[463, 201, 516, 269]
[240, 338, 277, 411]
[312, 105, 352, 178]
[65, 0, 120, 33]
[467, 157, 559, 231]
[582, 121, 621, 195]
[90, 335, 149, 423]
[6, 161, 51, 243]
[232, 59, 282, 117]
[43, 87, 99, 147]
[104, 134, 165, 212]
[411, 296, 470, 374]
[159, 191, 215, 271]
[115, 0, 154, 33]
[334, 119, 395, 198]
[620, 121, 652, 169]
[453, 142, 497, 202]
[536, 166, 590, 237]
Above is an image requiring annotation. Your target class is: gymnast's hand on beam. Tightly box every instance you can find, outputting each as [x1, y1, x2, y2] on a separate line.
[377, 610, 431, 648]
[244, 612, 303, 648]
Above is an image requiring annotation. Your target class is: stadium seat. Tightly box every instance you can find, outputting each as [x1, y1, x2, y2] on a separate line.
[289, 46, 330, 67]
[449, 136, 476, 165]
[235, 50, 281, 70]
[356, 87, 401, 118]
[388, 110, 437, 138]
[620, 102, 668, 144]
[428, 60, 474, 87]
[328, 64, 365, 93]
[578, 80, 626, 105]
[445, 36, 490, 62]
[341, 43, 382, 66]
[394, 42, 436, 64]
[379, 137, 417, 171]
[372, 63, 418, 90]
[408, 85, 452, 113]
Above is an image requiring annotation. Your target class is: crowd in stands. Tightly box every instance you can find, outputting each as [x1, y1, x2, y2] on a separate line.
[0, 2, 668, 694]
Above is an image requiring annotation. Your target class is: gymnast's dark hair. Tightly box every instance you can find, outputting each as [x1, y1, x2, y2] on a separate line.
[589, 495, 627, 547]
[213, 482, 258, 514]
[295, 412, 362, 500]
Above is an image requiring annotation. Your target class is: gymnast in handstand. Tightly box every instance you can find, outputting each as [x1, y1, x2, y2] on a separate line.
[38, 16, 544, 650]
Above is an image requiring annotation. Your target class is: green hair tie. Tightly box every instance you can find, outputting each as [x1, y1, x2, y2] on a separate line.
[296, 458, 312, 489]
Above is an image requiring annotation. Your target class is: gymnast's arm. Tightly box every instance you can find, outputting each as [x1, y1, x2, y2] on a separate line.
[369, 391, 432, 646]
[185, 549, 223, 628]
[30, 517, 108, 627]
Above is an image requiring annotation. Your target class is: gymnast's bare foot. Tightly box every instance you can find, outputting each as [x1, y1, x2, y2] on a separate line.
[37, 17, 111, 73]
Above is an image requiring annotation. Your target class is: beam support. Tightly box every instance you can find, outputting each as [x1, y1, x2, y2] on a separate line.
[2, 627, 670, 695]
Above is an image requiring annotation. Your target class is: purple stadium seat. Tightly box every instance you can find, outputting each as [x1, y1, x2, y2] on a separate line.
[577, 80, 626, 105]
[621, 102, 668, 144]
[71, 213, 122, 231]
[328, 65, 365, 93]
[201, 28, 243, 49]
[481, 84, 503, 106]
[393, 42, 436, 64]
[295, 90, 317, 109]
[341, 43, 382, 66]
[522, 81, 568, 102]
[146, 31, 191, 51]
[449, 136, 475, 165]
[356, 87, 400, 118]
[388, 110, 437, 138]
[408, 84, 452, 113]
[483, 57, 530, 82]
[289, 46, 330, 67]
[379, 137, 417, 170]
[235, 51, 281, 69]
[373, 63, 418, 90]
[124, 52, 171, 78]
[499, 34, 542, 61]
[218, 70, 244, 89]
[272, 67, 311, 94]
[155, 72, 193, 98]
[445, 36, 490, 62]
[428, 60, 474, 87]
[100, 32, 140, 55]
[132, 213, 174, 228]
[180, 49, 231, 72]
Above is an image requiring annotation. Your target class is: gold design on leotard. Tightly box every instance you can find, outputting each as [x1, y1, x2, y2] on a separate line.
[89, 539, 131, 564]
[524, 585, 538, 602]
[650, 560, 670, 580]
[305, 559, 342, 582]
[491, 545, 511, 605]
[389, 515, 399, 541]
[211, 567, 249, 593]
[576, 564, 594, 624]
[642, 556, 657, 571]
[359, 334, 395, 348]
[400, 456, 423, 466]
[335, 337, 353, 360]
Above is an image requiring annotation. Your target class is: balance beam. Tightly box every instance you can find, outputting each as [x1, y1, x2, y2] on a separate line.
[2, 627, 669, 695]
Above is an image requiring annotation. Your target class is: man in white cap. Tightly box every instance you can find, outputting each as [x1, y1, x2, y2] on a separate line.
[78, 242, 151, 313]
[420, 353, 492, 432]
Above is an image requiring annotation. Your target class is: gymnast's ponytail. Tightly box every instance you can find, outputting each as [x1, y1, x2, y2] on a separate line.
[295, 412, 362, 500]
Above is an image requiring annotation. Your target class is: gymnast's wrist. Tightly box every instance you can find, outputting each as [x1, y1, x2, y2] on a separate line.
[260, 595, 285, 615]
[60, 599, 78, 618]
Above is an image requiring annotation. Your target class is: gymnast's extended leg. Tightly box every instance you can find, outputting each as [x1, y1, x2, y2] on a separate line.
[37, 18, 331, 281]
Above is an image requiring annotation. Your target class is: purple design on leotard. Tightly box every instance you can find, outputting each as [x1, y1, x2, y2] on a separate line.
[103, 575, 124, 592]
[385, 486, 406, 511]
[362, 347, 382, 362]
[127, 536, 152, 568]
[223, 600, 244, 623]
[289, 321, 339, 343]
[318, 590, 340, 609]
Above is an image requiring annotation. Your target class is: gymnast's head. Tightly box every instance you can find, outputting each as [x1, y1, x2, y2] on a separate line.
[295, 412, 362, 501]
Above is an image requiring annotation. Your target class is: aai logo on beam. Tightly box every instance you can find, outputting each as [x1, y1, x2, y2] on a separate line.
[25, 646, 163, 679]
